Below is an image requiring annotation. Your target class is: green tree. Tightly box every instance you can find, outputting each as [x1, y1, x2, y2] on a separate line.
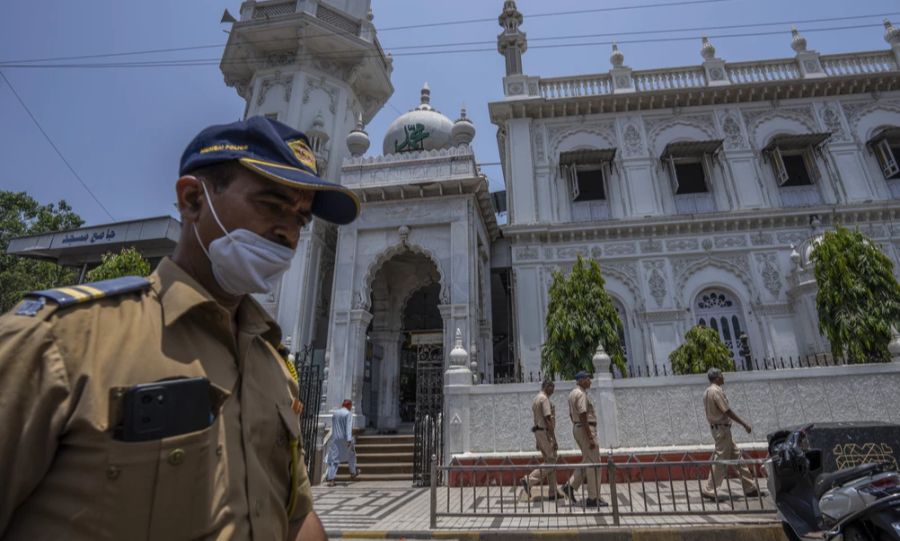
[669, 324, 735, 375]
[812, 225, 900, 363]
[541, 255, 627, 378]
[0, 191, 84, 312]
[86, 247, 151, 282]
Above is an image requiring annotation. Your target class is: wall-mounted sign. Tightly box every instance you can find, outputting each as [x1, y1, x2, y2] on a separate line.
[394, 123, 430, 153]
[54, 226, 126, 248]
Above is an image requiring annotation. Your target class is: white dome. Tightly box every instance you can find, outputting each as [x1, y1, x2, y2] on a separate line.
[383, 82, 454, 155]
[451, 107, 476, 145]
[346, 113, 370, 157]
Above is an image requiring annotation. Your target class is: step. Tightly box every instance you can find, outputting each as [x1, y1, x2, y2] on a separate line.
[356, 452, 414, 464]
[355, 435, 414, 445]
[354, 443, 414, 453]
[337, 463, 413, 475]
[332, 473, 412, 482]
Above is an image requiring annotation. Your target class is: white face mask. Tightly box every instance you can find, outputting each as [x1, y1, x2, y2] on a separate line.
[193, 182, 295, 296]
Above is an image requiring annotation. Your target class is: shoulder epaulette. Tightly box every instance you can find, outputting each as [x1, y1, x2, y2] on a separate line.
[277, 344, 300, 382]
[15, 275, 152, 316]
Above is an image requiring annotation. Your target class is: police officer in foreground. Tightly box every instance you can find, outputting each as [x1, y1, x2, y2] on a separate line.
[561, 371, 607, 507]
[0, 116, 360, 540]
[520, 380, 564, 501]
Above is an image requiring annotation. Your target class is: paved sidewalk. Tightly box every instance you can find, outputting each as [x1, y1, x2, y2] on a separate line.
[313, 480, 780, 538]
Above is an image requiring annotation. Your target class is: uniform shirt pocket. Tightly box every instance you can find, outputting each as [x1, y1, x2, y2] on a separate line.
[104, 421, 221, 541]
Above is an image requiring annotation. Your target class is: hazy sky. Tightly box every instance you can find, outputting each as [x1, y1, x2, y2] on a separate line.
[1, 0, 897, 226]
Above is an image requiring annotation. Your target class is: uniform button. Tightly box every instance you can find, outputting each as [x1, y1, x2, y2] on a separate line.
[254, 499, 262, 517]
[216, 443, 224, 457]
[167, 448, 186, 466]
[276, 433, 286, 447]
[106, 465, 120, 480]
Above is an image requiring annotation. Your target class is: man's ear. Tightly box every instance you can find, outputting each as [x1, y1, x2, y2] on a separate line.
[176, 176, 204, 222]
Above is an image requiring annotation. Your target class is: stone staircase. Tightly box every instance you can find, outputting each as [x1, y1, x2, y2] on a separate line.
[335, 434, 414, 482]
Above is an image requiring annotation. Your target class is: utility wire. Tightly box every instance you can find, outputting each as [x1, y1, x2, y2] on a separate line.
[377, 0, 733, 31]
[5, 3, 887, 66]
[0, 22, 888, 70]
[2, 10, 894, 67]
[0, 0, 732, 65]
[0, 71, 115, 220]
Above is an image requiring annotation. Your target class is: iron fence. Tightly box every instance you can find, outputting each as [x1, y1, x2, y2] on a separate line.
[490, 353, 855, 382]
[612, 353, 843, 378]
[429, 453, 773, 528]
[295, 348, 323, 474]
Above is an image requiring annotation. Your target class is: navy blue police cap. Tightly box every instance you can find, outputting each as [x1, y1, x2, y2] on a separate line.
[179, 116, 360, 225]
[574, 370, 592, 381]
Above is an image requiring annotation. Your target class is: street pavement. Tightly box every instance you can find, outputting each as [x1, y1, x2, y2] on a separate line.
[313, 480, 784, 540]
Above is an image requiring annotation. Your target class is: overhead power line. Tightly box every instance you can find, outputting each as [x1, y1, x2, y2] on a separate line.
[0, 21, 890, 70]
[0, 12, 900, 67]
[0, 0, 732, 65]
[0, 71, 115, 220]
[377, 0, 733, 31]
[5, 3, 888, 66]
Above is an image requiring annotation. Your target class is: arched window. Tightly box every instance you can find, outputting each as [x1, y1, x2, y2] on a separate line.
[612, 298, 631, 369]
[695, 288, 748, 364]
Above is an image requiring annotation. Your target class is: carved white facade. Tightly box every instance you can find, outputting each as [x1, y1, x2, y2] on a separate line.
[490, 5, 900, 379]
[223, 1, 900, 436]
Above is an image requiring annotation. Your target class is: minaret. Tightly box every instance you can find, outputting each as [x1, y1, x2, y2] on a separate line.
[497, 1, 527, 76]
[219, 1, 394, 359]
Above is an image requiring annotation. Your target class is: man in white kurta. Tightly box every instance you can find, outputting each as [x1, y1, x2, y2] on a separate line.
[324, 399, 359, 486]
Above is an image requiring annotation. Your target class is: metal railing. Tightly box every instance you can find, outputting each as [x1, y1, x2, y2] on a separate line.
[614, 353, 842, 378]
[430, 454, 772, 528]
[251, 1, 295, 20]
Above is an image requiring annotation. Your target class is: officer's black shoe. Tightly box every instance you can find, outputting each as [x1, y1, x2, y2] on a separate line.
[519, 477, 531, 498]
[546, 491, 565, 501]
[561, 482, 577, 503]
[584, 498, 608, 507]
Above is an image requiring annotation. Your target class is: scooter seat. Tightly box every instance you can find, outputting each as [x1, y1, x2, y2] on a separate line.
[813, 463, 881, 499]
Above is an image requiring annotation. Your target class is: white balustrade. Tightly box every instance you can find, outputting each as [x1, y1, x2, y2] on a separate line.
[821, 52, 897, 76]
[539, 75, 612, 98]
[633, 68, 706, 91]
[535, 51, 897, 100]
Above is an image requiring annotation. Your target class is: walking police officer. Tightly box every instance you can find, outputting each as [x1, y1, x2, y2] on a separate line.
[561, 371, 607, 507]
[520, 380, 564, 500]
[701, 367, 762, 499]
[0, 116, 360, 540]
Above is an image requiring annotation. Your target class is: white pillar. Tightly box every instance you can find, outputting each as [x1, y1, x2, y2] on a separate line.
[371, 329, 403, 430]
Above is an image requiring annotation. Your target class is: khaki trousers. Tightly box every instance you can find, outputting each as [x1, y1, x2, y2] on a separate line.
[526, 431, 559, 494]
[705, 425, 756, 494]
[567, 427, 601, 499]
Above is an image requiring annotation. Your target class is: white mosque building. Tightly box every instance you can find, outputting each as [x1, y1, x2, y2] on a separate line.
[217, 0, 900, 439]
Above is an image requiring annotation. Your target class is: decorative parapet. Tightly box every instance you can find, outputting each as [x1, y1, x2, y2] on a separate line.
[535, 49, 897, 100]
[341, 144, 478, 187]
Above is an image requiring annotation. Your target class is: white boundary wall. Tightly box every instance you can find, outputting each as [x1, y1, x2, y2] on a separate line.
[444, 363, 900, 458]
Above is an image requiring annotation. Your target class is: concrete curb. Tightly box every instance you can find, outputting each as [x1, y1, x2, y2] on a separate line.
[327, 524, 787, 540]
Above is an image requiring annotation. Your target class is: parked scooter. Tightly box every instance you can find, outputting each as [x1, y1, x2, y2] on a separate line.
[766, 424, 900, 540]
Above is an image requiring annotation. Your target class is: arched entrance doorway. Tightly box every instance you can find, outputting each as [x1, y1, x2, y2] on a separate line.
[365, 249, 443, 433]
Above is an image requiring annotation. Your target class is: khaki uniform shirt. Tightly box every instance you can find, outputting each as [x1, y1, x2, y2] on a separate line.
[703, 383, 731, 426]
[0, 258, 312, 541]
[568, 386, 597, 427]
[531, 391, 554, 430]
